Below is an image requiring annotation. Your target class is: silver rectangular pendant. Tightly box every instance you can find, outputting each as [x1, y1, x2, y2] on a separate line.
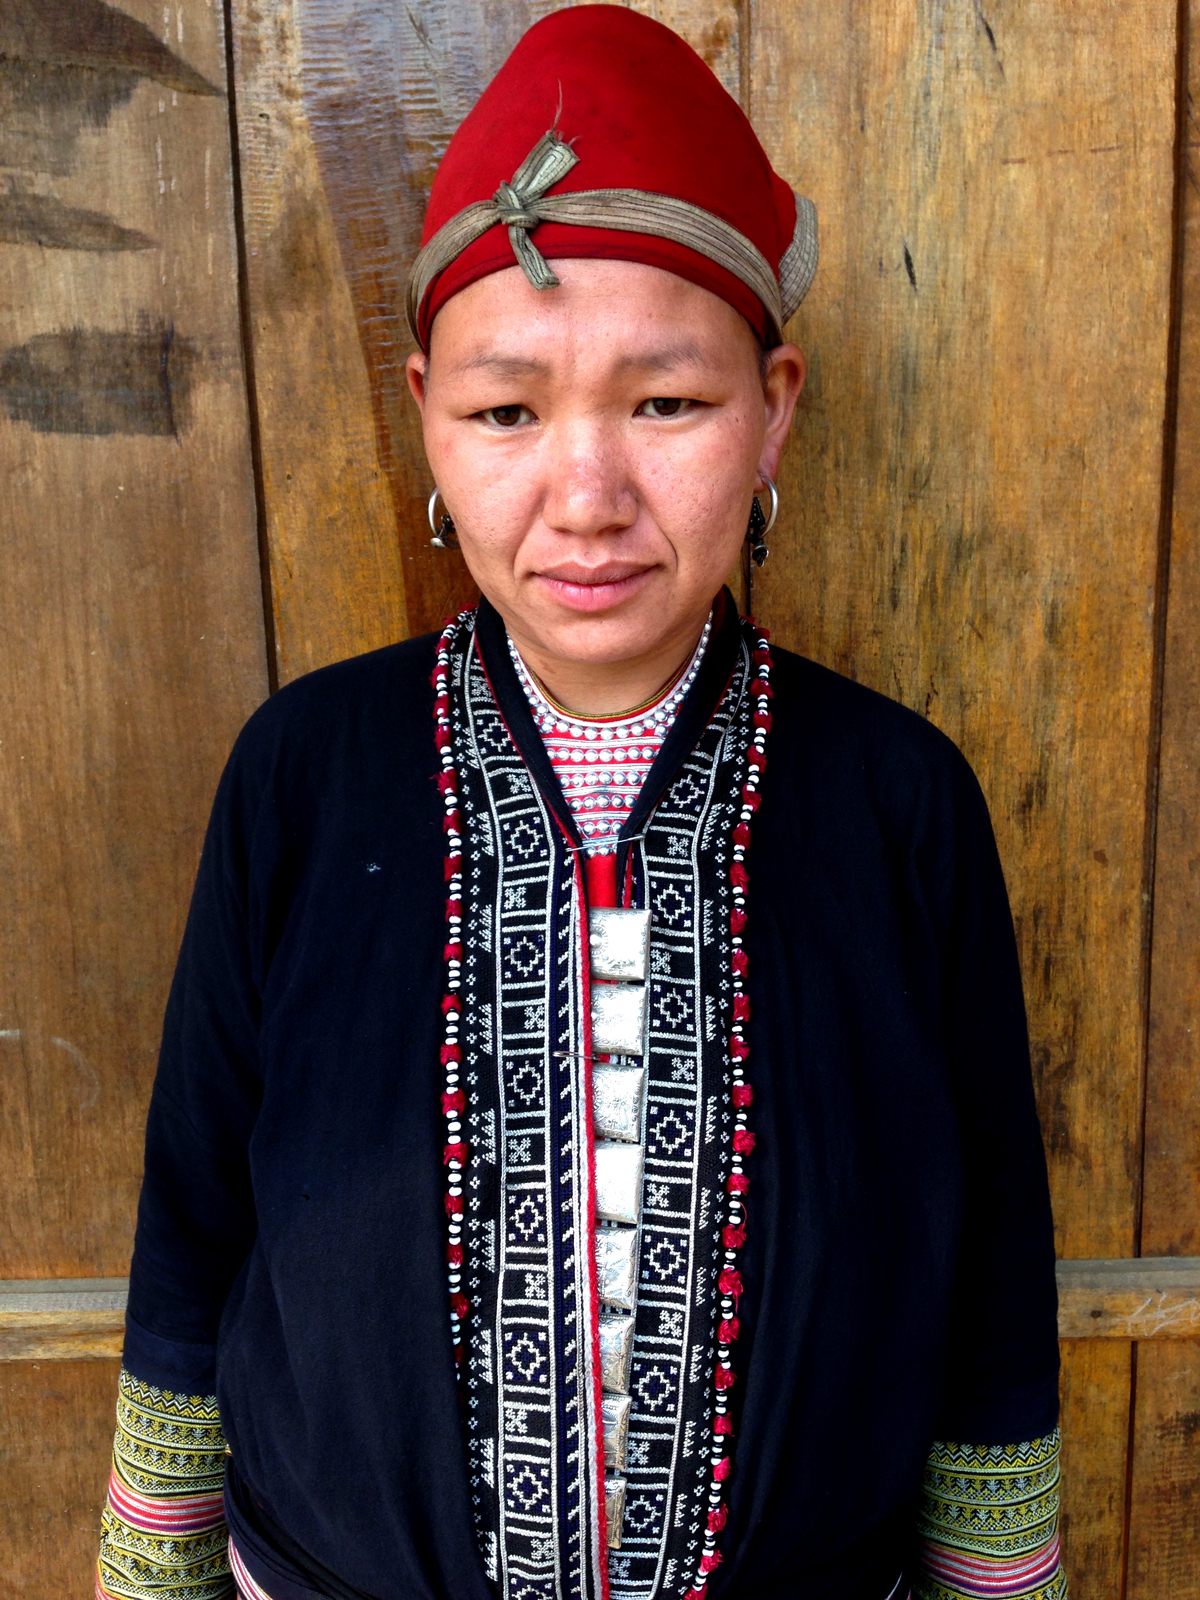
[591, 982, 647, 1056]
[599, 1313, 635, 1395]
[595, 1225, 638, 1310]
[602, 1392, 632, 1471]
[595, 1142, 644, 1226]
[605, 1476, 627, 1548]
[589, 908, 652, 982]
[593, 1064, 646, 1144]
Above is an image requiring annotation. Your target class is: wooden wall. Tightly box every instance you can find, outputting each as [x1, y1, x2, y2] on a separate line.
[0, 1, 1196, 1595]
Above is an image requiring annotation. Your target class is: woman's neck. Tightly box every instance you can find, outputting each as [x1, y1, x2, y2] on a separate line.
[506, 607, 714, 718]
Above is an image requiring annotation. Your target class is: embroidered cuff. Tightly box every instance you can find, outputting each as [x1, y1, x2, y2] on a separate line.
[913, 1430, 1068, 1600]
[97, 1368, 234, 1600]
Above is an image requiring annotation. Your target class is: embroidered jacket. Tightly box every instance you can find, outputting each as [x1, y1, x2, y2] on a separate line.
[100, 596, 1062, 1600]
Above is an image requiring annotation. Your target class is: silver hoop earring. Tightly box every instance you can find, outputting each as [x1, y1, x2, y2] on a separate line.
[428, 487, 460, 550]
[746, 476, 778, 568]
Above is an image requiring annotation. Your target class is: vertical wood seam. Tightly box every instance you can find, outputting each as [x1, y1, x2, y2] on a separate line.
[222, 0, 279, 696]
[1135, 0, 1191, 1259]
[1118, 1341, 1139, 1600]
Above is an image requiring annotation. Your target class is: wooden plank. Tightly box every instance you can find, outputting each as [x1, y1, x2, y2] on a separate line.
[1056, 1258, 1200, 1339]
[230, 0, 411, 682]
[0, 0, 268, 1278]
[1126, 1340, 1200, 1600]
[0, 1281, 126, 1362]
[0, 1359, 121, 1599]
[1057, 1338, 1131, 1600]
[5, 1262, 1198, 1359]
[236, 0, 744, 645]
[1143, 0, 1200, 1258]
[749, 0, 1179, 1261]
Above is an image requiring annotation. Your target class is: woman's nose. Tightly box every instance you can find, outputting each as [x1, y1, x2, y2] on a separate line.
[540, 423, 638, 539]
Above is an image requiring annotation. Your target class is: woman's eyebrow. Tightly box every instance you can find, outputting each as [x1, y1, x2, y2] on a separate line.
[449, 352, 551, 378]
[613, 340, 707, 374]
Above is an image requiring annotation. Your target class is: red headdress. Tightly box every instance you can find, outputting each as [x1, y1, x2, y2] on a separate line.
[407, 6, 817, 350]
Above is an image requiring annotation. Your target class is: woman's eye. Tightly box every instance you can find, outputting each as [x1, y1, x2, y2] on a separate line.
[480, 404, 533, 427]
[638, 397, 690, 418]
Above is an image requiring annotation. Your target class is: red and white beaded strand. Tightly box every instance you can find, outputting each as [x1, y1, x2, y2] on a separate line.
[685, 628, 772, 1600]
[433, 612, 473, 1371]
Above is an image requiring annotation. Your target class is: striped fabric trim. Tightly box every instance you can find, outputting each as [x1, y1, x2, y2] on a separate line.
[97, 1367, 234, 1600]
[914, 1430, 1068, 1600]
[228, 1538, 274, 1600]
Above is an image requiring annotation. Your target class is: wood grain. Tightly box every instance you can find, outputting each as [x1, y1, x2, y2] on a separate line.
[0, 0, 267, 1278]
[0, 1281, 126, 1363]
[1125, 1340, 1200, 1600]
[1143, 0, 1200, 1258]
[0, 1359, 120, 1599]
[1056, 1258, 1200, 1339]
[230, 0, 411, 682]
[1057, 1338, 1131, 1600]
[749, 0, 1179, 1262]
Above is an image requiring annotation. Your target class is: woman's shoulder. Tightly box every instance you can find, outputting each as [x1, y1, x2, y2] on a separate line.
[766, 642, 988, 827]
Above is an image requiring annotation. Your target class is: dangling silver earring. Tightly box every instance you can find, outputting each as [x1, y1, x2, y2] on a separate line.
[746, 476, 779, 568]
[428, 487, 460, 550]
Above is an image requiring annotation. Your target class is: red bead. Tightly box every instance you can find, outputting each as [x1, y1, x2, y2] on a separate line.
[733, 1128, 756, 1154]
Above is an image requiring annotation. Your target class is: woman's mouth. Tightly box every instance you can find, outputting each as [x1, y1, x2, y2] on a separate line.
[534, 564, 655, 612]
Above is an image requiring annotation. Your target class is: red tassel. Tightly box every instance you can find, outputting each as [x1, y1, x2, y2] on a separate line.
[733, 1128, 756, 1154]
[700, 1551, 722, 1574]
[723, 1223, 746, 1250]
[435, 694, 450, 716]
[445, 1193, 464, 1215]
[714, 1364, 736, 1391]
[718, 1268, 743, 1299]
[441, 994, 461, 1015]
[446, 898, 463, 921]
[730, 907, 747, 934]
[443, 1141, 467, 1166]
[749, 678, 773, 700]
[707, 1506, 728, 1533]
[719, 1317, 740, 1343]
[447, 1243, 463, 1266]
[733, 994, 750, 1022]
[745, 748, 765, 771]
[440, 1043, 462, 1066]
[435, 726, 451, 750]
[714, 1456, 732, 1482]
[714, 1414, 733, 1435]
[730, 1037, 749, 1061]
[436, 771, 456, 794]
[753, 711, 772, 733]
[731, 949, 749, 975]
[444, 854, 463, 881]
[444, 942, 463, 963]
[731, 1084, 753, 1108]
[741, 788, 762, 813]
[449, 1292, 468, 1318]
[733, 823, 751, 847]
[727, 1172, 749, 1194]
[730, 863, 749, 891]
[443, 813, 460, 833]
[441, 1089, 466, 1114]
[687, 1586, 707, 1600]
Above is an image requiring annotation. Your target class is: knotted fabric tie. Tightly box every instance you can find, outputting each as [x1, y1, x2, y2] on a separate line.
[491, 131, 580, 290]
[407, 128, 818, 346]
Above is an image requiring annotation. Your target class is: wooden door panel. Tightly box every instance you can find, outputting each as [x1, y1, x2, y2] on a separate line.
[0, 0, 268, 1278]
[1126, 1341, 1200, 1600]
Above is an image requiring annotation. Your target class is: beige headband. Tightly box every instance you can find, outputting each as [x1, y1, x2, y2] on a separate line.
[407, 131, 818, 345]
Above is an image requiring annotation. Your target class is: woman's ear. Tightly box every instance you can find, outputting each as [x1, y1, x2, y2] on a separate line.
[405, 350, 429, 412]
[758, 343, 805, 483]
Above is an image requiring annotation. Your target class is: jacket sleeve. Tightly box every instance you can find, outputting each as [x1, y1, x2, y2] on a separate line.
[98, 714, 280, 1599]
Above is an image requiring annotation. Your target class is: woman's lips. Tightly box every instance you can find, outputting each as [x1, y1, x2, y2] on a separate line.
[534, 565, 655, 612]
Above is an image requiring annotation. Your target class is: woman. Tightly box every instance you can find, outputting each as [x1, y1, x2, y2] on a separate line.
[97, 10, 1064, 1600]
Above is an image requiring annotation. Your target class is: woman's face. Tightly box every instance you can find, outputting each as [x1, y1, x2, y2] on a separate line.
[406, 258, 804, 671]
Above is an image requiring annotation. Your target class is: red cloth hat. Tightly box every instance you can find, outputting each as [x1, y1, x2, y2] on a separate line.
[408, 5, 816, 350]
